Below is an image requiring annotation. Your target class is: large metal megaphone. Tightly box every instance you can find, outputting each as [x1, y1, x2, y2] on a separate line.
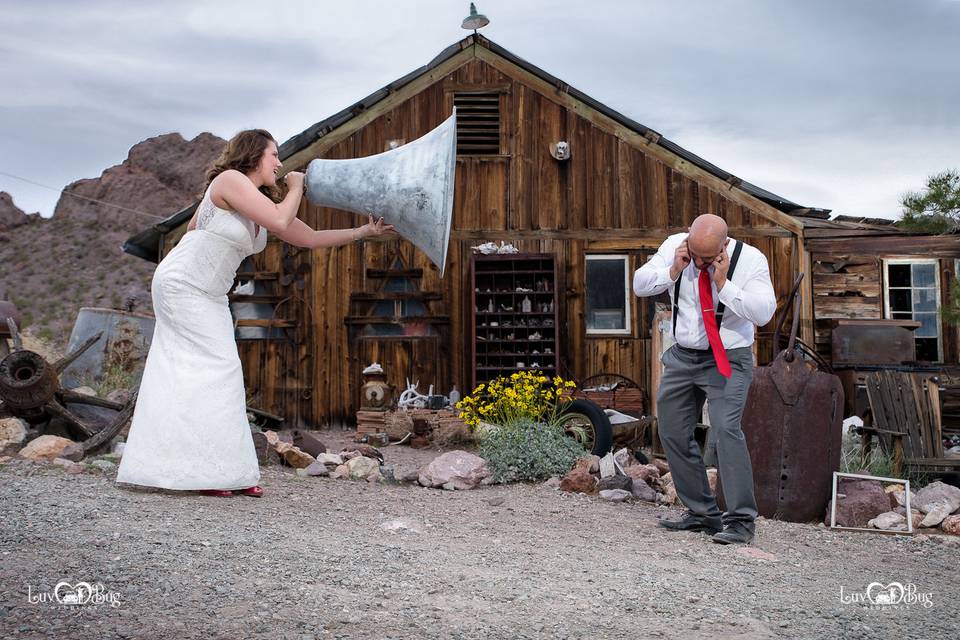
[304, 109, 457, 277]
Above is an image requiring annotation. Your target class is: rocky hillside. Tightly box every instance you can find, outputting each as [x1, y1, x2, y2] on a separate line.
[0, 192, 37, 230]
[0, 132, 225, 346]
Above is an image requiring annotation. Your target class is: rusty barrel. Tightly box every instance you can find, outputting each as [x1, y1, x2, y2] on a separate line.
[60, 308, 155, 390]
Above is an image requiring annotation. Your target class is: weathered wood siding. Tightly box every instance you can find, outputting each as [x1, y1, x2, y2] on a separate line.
[224, 57, 805, 425]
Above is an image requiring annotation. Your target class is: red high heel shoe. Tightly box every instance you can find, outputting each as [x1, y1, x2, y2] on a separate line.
[237, 486, 263, 497]
[198, 489, 234, 497]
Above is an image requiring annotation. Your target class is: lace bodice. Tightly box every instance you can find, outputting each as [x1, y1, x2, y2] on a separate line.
[195, 187, 267, 254]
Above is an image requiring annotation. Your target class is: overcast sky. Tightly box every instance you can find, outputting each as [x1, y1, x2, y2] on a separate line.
[1, 0, 958, 220]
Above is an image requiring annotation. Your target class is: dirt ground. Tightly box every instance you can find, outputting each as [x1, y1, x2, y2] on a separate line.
[1, 429, 958, 640]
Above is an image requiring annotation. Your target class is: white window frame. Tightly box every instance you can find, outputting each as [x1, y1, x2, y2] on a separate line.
[585, 254, 633, 336]
[883, 258, 942, 362]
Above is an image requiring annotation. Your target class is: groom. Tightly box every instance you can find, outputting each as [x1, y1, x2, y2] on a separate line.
[633, 214, 776, 544]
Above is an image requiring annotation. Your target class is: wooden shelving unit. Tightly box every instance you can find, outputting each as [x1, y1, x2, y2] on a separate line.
[470, 253, 559, 389]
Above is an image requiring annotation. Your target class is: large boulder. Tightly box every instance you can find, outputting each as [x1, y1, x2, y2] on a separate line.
[417, 450, 490, 490]
[823, 477, 891, 528]
[914, 481, 960, 527]
[17, 435, 77, 461]
[597, 474, 632, 492]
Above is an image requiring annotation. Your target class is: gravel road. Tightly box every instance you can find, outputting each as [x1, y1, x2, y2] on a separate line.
[1, 431, 958, 640]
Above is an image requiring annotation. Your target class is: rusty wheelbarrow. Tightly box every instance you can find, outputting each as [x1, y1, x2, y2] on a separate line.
[717, 274, 845, 523]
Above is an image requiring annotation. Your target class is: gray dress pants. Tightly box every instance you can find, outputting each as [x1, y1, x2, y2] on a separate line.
[656, 344, 758, 528]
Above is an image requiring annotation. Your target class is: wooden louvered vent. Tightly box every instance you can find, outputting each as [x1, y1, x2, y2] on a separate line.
[454, 92, 500, 155]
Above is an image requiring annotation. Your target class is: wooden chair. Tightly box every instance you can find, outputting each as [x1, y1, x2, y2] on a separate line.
[863, 370, 960, 477]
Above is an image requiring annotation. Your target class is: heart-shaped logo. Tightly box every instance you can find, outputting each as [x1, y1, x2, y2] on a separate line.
[54, 581, 94, 606]
[866, 582, 905, 606]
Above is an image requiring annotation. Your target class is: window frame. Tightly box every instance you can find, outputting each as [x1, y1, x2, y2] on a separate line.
[585, 253, 633, 337]
[883, 258, 942, 362]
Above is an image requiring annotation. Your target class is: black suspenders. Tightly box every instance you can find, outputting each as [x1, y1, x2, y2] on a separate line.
[672, 239, 744, 338]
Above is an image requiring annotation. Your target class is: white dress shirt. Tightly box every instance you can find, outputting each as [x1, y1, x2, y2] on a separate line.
[633, 233, 777, 350]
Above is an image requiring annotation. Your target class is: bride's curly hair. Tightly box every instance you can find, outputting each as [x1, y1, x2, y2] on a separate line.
[204, 129, 285, 202]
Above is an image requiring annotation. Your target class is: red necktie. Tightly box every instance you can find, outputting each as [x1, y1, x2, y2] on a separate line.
[698, 268, 731, 378]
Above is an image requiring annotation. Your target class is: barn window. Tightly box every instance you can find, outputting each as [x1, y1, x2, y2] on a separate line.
[454, 92, 501, 155]
[585, 254, 632, 335]
[884, 259, 941, 362]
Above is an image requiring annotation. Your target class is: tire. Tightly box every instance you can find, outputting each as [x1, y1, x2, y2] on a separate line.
[557, 398, 613, 456]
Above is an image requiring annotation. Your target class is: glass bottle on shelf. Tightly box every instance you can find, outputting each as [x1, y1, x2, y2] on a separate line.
[521, 296, 532, 313]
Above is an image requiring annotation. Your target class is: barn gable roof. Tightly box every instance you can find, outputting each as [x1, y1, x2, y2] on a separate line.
[125, 34, 856, 262]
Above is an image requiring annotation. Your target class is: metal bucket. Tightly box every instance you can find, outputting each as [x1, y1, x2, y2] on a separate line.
[60, 308, 155, 390]
[717, 275, 844, 523]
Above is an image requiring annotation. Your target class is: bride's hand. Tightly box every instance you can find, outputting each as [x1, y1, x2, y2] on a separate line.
[361, 214, 399, 240]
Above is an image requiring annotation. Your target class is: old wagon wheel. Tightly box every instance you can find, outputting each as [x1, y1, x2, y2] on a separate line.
[555, 398, 613, 456]
[0, 327, 138, 456]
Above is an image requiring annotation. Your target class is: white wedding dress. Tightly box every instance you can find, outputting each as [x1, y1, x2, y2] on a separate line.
[116, 187, 266, 490]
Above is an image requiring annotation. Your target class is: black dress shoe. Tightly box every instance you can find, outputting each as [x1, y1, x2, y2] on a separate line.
[658, 511, 722, 535]
[711, 522, 755, 545]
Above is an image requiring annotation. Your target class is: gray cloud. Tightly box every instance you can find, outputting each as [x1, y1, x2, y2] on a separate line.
[0, 0, 957, 220]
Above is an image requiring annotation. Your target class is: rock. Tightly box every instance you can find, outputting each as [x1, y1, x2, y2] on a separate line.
[0, 417, 27, 449]
[559, 469, 598, 494]
[396, 467, 421, 483]
[264, 430, 280, 447]
[89, 459, 117, 474]
[111, 441, 126, 456]
[914, 481, 960, 527]
[651, 458, 671, 476]
[315, 453, 344, 467]
[0, 455, 12, 464]
[251, 431, 275, 466]
[105, 389, 131, 405]
[304, 461, 330, 477]
[0, 191, 36, 230]
[868, 511, 907, 530]
[281, 446, 315, 469]
[486, 497, 506, 507]
[366, 470, 384, 483]
[291, 429, 327, 458]
[543, 476, 562, 489]
[613, 448, 637, 470]
[597, 474, 633, 492]
[921, 505, 956, 528]
[941, 515, 960, 535]
[417, 450, 490, 490]
[624, 464, 662, 489]
[599, 453, 616, 478]
[823, 477, 891, 528]
[380, 465, 396, 484]
[346, 456, 381, 481]
[889, 488, 917, 509]
[59, 441, 85, 462]
[71, 386, 97, 397]
[631, 478, 657, 502]
[330, 464, 350, 480]
[340, 444, 384, 464]
[572, 455, 600, 474]
[52, 457, 83, 473]
[17, 435, 78, 461]
[295, 468, 310, 478]
[599, 489, 632, 502]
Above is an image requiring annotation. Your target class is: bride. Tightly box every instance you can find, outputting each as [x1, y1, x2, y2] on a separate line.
[116, 129, 395, 497]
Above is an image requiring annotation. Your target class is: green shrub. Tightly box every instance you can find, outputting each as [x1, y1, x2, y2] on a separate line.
[479, 418, 584, 483]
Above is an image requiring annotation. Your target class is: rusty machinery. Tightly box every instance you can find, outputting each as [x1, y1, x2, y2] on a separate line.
[0, 319, 137, 456]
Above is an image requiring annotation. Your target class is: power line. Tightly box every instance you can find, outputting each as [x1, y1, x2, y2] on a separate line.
[0, 171, 166, 220]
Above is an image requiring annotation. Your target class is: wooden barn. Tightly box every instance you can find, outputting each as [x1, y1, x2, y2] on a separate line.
[124, 35, 960, 428]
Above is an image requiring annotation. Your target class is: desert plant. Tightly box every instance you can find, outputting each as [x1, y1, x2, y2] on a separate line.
[455, 371, 577, 429]
[478, 417, 585, 483]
